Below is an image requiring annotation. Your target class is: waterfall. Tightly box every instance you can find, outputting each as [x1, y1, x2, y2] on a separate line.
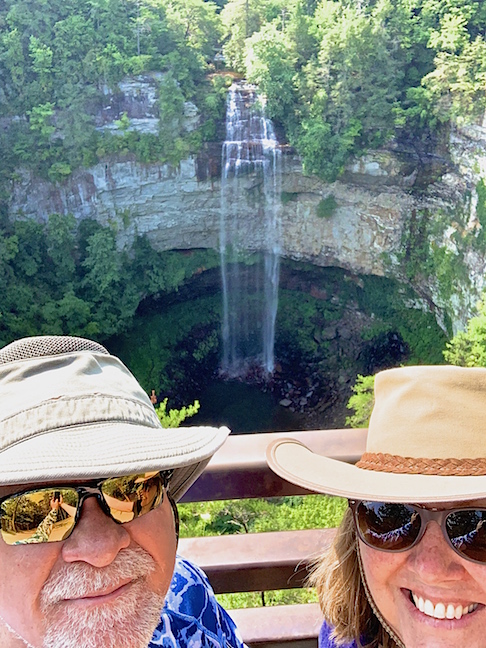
[220, 83, 282, 377]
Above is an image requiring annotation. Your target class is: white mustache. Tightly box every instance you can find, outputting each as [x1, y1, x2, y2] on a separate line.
[40, 546, 156, 607]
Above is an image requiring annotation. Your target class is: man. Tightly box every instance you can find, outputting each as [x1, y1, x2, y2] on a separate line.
[0, 335, 244, 648]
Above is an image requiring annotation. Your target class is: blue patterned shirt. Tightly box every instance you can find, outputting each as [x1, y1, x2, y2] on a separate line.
[149, 556, 247, 647]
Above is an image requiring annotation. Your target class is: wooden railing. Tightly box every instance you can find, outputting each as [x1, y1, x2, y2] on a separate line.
[179, 428, 367, 648]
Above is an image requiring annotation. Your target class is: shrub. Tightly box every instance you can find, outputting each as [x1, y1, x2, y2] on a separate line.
[316, 195, 338, 219]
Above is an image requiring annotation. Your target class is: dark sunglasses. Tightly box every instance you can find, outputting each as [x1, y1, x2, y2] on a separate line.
[0, 471, 172, 546]
[350, 500, 486, 564]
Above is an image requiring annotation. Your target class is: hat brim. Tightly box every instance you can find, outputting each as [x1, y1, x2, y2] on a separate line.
[0, 423, 230, 501]
[267, 439, 486, 504]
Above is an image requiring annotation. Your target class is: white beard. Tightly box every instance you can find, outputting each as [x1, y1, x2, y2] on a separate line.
[39, 546, 166, 648]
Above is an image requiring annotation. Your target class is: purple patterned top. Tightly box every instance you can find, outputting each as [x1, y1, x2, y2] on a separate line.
[319, 621, 357, 648]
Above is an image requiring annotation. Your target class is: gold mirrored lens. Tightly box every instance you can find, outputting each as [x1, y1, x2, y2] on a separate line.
[101, 472, 164, 523]
[0, 488, 78, 545]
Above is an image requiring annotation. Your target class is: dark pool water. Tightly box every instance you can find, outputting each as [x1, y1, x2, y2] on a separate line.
[188, 380, 304, 434]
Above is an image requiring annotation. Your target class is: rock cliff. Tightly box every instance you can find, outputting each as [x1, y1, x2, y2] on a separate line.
[7, 76, 486, 332]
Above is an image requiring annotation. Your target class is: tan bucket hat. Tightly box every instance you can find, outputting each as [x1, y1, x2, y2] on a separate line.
[0, 335, 230, 500]
[267, 365, 486, 503]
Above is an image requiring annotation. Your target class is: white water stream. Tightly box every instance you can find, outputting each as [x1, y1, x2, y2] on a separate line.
[220, 83, 282, 376]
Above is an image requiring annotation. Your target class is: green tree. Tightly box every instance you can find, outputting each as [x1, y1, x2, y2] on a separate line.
[346, 374, 375, 428]
[422, 35, 486, 124]
[444, 298, 486, 367]
[163, 0, 222, 61]
[245, 23, 297, 124]
[221, 0, 288, 70]
[45, 213, 76, 285]
[29, 36, 53, 96]
[155, 398, 200, 428]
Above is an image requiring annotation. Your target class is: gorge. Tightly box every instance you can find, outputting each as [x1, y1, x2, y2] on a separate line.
[5, 80, 486, 431]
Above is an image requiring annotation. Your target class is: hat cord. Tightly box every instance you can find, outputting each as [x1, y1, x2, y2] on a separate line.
[357, 546, 405, 648]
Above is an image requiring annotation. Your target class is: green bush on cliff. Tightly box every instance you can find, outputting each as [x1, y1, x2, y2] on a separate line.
[316, 195, 338, 219]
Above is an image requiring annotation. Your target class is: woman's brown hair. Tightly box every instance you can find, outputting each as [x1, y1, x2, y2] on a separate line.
[309, 508, 399, 648]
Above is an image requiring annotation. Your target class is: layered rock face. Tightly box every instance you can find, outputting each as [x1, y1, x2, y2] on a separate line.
[7, 148, 430, 273]
[7, 76, 486, 331]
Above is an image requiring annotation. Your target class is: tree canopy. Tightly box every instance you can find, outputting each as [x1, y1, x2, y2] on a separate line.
[0, 0, 226, 189]
[2, 0, 486, 185]
[0, 214, 219, 348]
[223, 0, 486, 179]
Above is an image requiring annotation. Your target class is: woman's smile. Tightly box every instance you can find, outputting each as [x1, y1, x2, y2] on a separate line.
[409, 589, 479, 620]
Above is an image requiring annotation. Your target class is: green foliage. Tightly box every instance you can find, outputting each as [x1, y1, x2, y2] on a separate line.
[444, 297, 486, 367]
[155, 398, 200, 427]
[277, 288, 341, 360]
[178, 494, 347, 537]
[48, 161, 72, 183]
[346, 374, 375, 428]
[396, 206, 471, 308]
[108, 292, 222, 393]
[476, 179, 486, 238]
[221, 0, 288, 71]
[421, 19, 486, 124]
[297, 118, 360, 181]
[359, 274, 448, 365]
[217, 587, 318, 610]
[159, 73, 186, 133]
[114, 112, 131, 132]
[0, 0, 224, 185]
[316, 194, 338, 219]
[220, 0, 486, 180]
[281, 191, 297, 205]
[0, 215, 219, 349]
[245, 23, 297, 125]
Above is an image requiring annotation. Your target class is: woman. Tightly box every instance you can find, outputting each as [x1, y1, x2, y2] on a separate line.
[267, 365, 486, 648]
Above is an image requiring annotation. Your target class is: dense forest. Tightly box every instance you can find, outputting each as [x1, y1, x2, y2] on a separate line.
[1, 0, 486, 188]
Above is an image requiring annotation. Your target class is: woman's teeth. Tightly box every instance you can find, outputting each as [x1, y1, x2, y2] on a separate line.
[411, 593, 478, 620]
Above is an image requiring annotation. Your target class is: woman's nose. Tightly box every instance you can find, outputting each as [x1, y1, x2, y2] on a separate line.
[408, 521, 467, 581]
[61, 496, 130, 567]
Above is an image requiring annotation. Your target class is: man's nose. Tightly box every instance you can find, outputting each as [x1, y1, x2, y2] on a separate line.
[61, 496, 130, 566]
[408, 521, 467, 581]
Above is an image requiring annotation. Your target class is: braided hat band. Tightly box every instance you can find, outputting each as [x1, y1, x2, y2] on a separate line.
[357, 453, 486, 477]
[267, 365, 486, 503]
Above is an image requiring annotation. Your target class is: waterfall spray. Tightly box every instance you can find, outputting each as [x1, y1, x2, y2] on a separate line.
[220, 83, 282, 377]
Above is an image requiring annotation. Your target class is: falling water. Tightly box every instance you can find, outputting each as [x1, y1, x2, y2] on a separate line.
[220, 83, 282, 377]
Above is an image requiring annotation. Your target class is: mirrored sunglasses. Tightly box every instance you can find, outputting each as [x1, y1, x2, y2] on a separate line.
[350, 500, 486, 564]
[0, 471, 172, 545]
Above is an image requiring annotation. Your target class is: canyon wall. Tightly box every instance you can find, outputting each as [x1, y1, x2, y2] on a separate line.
[7, 76, 486, 332]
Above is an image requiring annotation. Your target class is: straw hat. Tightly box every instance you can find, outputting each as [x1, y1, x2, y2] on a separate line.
[267, 365, 486, 503]
[0, 335, 230, 500]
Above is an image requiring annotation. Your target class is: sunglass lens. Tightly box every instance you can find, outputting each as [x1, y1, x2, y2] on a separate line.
[356, 502, 421, 551]
[101, 472, 164, 523]
[446, 509, 486, 563]
[0, 488, 78, 545]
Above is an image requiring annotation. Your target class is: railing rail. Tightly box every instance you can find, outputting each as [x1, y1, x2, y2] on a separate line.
[181, 428, 367, 502]
[179, 428, 366, 647]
